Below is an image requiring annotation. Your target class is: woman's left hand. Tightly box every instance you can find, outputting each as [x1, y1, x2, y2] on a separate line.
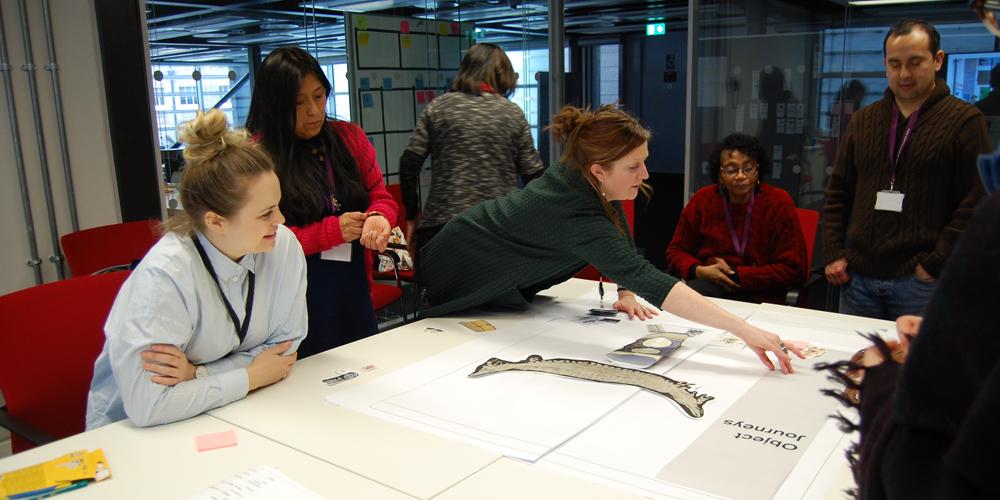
[360, 213, 391, 252]
[141, 344, 195, 386]
[613, 292, 659, 320]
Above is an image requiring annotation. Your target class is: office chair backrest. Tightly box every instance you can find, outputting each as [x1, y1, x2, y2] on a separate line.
[795, 208, 820, 270]
[0, 271, 129, 453]
[61, 220, 160, 276]
[386, 183, 405, 226]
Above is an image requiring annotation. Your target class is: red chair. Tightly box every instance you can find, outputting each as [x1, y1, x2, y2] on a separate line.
[785, 208, 821, 306]
[575, 199, 635, 281]
[61, 220, 160, 276]
[0, 271, 129, 453]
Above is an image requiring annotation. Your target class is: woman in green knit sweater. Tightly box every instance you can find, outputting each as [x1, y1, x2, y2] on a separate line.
[421, 105, 804, 374]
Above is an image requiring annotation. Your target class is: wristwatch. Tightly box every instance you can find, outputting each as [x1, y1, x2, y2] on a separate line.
[194, 365, 208, 379]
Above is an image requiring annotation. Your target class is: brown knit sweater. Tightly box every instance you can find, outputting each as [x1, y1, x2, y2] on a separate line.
[823, 80, 989, 278]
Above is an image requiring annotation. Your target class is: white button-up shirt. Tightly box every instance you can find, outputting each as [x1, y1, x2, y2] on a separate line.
[86, 225, 307, 429]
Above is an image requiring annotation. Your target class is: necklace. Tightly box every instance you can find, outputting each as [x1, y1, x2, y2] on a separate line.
[313, 147, 341, 213]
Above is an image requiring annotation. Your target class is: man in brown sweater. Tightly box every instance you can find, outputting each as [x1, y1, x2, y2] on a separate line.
[824, 19, 989, 321]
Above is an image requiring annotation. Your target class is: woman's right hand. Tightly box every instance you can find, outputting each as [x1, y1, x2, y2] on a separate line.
[732, 324, 805, 374]
[246, 341, 296, 391]
[339, 212, 366, 242]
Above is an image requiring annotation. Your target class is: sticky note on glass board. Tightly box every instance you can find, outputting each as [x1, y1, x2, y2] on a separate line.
[439, 24, 448, 35]
[359, 32, 369, 46]
[400, 20, 410, 33]
[402, 35, 411, 49]
[362, 93, 374, 108]
[357, 16, 368, 30]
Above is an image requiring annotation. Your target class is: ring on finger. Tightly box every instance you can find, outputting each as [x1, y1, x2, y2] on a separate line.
[778, 341, 789, 354]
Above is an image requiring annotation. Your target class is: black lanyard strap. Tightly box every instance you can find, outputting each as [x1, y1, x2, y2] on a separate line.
[192, 236, 255, 343]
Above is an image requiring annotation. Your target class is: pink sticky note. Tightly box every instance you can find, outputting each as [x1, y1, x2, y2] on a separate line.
[400, 20, 410, 34]
[450, 22, 459, 34]
[416, 92, 427, 105]
[196, 429, 238, 452]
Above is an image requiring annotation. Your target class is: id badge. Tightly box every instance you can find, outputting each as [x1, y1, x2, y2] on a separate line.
[875, 190, 904, 212]
[321, 242, 352, 261]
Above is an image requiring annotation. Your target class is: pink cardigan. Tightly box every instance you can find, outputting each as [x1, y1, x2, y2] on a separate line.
[285, 120, 398, 297]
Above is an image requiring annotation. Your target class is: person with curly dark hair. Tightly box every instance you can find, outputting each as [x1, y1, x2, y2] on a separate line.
[666, 133, 807, 303]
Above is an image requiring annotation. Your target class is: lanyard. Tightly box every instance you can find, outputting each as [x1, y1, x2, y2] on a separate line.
[722, 190, 755, 257]
[888, 104, 921, 190]
[193, 236, 255, 343]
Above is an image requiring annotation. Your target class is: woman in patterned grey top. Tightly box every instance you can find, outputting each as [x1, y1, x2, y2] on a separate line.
[399, 43, 545, 260]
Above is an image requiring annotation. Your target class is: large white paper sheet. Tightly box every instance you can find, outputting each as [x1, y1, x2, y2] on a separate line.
[327, 293, 721, 461]
[536, 311, 881, 499]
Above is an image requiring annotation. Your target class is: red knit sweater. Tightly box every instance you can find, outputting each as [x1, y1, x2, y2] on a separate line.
[284, 120, 398, 294]
[666, 183, 807, 304]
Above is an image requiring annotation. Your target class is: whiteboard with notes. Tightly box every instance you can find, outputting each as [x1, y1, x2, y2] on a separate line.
[345, 13, 473, 182]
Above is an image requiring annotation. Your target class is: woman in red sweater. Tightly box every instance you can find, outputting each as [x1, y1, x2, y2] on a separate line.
[246, 47, 397, 357]
[666, 133, 806, 304]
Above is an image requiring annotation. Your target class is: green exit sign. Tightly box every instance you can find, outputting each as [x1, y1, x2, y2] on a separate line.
[646, 23, 666, 36]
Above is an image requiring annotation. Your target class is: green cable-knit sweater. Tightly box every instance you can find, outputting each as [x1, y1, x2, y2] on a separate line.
[823, 80, 989, 279]
[420, 162, 678, 317]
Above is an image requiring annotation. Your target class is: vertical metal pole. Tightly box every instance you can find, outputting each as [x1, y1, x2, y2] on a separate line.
[683, 0, 700, 203]
[547, 0, 564, 166]
[17, 0, 65, 279]
[0, 4, 43, 284]
[41, 0, 78, 232]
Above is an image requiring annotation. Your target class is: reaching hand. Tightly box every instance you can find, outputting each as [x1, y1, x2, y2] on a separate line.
[613, 292, 659, 320]
[142, 344, 195, 386]
[732, 325, 805, 374]
[339, 212, 366, 242]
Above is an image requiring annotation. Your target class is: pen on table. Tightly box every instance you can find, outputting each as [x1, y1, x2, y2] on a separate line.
[598, 275, 605, 308]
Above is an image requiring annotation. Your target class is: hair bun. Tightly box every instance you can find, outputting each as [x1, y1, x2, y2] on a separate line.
[179, 109, 248, 162]
[549, 105, 593, 143]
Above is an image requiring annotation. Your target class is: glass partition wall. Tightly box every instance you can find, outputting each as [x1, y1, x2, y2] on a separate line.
[688, 1, 996, 213]
[143, 1, 550, 188]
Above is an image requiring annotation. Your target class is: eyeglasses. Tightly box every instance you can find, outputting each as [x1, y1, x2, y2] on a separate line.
[721, 163, 758, 177]
[971, 0, 1000, 38]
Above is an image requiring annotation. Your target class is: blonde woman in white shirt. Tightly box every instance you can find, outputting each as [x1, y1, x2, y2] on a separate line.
[86, 109, 308, 429]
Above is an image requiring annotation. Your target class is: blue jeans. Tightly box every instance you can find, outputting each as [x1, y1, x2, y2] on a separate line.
[839, 272, 936, 321]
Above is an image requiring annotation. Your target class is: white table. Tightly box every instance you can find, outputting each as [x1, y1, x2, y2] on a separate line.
[0, 415, 412, 499]
[1, 278, 883, 499]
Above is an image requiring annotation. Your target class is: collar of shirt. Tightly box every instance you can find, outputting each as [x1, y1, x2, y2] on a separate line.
[194, 231, 257, 283]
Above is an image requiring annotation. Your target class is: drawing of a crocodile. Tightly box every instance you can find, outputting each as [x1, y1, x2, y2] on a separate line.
[468, 354, 714, 418]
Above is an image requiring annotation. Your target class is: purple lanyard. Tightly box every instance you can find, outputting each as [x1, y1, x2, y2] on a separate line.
[323, 154, 337, 212]
[722, 190, 755, 257]
[888, 104, 921, 190]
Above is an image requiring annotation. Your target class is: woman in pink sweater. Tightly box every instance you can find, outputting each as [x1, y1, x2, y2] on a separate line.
[247, 47, 397, 357]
